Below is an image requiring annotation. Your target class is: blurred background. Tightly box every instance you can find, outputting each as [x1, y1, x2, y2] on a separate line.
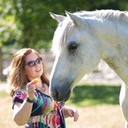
[0, 0, 128, 127]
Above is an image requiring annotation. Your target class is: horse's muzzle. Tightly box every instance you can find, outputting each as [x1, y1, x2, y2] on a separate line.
[50, 86, 71, 102]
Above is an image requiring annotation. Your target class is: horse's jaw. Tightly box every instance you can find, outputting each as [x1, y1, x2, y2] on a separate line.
[50, 65, 88, 101]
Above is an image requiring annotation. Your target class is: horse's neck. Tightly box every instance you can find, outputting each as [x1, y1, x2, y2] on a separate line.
[93, 19, 128, 84]
[102, 48, 128, 84]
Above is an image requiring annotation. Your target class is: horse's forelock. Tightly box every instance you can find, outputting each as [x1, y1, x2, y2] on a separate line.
[52, 19, 75, 55]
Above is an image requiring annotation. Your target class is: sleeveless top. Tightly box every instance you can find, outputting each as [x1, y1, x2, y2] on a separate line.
[12, 89, 66, 128]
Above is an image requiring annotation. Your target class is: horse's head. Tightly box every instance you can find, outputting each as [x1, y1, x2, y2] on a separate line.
[49, 11, 101, 101]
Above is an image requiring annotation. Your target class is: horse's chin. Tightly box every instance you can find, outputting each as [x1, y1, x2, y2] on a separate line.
[63, 89, 71, 102]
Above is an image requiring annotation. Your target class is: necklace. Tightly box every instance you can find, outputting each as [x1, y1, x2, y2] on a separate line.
[36, 85, 45, 92]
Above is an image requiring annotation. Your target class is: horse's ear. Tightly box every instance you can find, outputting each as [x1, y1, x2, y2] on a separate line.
[49, 12, 65, 23]
[65, 11, 83, 26]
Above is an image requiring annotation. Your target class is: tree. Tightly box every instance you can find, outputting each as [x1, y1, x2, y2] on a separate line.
[1, 0, 128, 81]
[12, 0, 128, 49]
[12, 0, 54, 49]
[0, 0, 20, 81]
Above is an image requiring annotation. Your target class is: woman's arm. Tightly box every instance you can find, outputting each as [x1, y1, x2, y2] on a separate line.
[13, 99, 33, 126]
[13, 80, 37, 125]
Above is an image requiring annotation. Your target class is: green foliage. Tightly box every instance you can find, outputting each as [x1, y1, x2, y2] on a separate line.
[0, 0, 20, 47]
[10, 0, 128, 49]
[66, 84, 121, 107]
[12, 0, 55, 48]
[0, 0, 128, 81]
[0, 0, 128, 49]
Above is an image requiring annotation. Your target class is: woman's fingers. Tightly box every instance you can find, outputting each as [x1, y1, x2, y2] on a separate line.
[74, 110, 79, 122]
[26, 82, 36, 99]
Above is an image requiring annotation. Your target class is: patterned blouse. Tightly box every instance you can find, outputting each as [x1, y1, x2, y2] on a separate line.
[12, 89, 66, 128]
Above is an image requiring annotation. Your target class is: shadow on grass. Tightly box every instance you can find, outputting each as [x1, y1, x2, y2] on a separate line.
[67, 84, 121, 107]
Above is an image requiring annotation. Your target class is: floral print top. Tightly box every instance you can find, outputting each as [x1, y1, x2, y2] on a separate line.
[12, 89, 66, 128]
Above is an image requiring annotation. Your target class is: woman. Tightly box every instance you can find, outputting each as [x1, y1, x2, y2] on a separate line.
[7, 48, 79, 128]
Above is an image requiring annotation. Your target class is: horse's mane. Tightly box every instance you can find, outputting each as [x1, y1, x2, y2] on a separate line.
[74, 9, 128, 23]
[52, 10, 128, 55]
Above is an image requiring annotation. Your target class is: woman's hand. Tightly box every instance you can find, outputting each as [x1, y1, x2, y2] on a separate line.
[26, 78, 39, 100]
[63, 107, 79, 121]
[26, 81, 36, 100]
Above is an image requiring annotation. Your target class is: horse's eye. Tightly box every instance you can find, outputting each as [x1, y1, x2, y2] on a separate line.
[68, 42, 78, 51]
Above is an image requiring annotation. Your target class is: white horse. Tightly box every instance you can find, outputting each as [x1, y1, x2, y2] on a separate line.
[49, 9, 128, 127]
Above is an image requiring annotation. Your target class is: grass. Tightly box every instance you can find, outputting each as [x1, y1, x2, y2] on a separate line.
[66, 83, 121, 107]
[0, 83, 121, 107]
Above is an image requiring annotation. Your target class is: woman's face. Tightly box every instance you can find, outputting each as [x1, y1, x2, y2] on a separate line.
[24, 52, 43, 81]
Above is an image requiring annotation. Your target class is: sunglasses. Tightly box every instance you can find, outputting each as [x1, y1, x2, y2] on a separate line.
[25, 57, 42, 67]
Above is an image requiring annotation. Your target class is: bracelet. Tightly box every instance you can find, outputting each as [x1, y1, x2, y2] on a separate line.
[26, 97, 34, 103]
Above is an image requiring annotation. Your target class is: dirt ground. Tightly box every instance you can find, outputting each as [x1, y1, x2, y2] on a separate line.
[0, 71, 125, 128]
[66, 105, 125, 128]
[0, 92, 125, 128]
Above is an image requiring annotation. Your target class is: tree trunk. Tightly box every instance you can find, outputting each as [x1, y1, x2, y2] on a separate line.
[0, 47, 4, 81]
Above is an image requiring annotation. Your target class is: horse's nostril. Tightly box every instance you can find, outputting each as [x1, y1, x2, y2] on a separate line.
[51, 86, 72, 101]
